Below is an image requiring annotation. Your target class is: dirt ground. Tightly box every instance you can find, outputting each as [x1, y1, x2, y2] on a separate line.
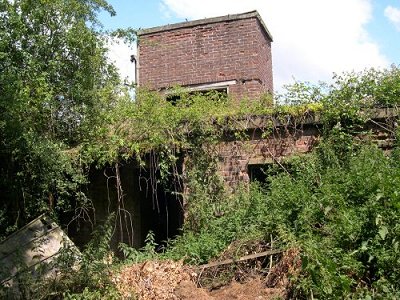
[113, 249, 300, 300]
[175, 277, 285, 300]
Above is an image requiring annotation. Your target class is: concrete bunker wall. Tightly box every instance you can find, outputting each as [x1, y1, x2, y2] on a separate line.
[216, 110, 397, 188]
[67, 110, 397, 249]
[68, 161, 184, 251]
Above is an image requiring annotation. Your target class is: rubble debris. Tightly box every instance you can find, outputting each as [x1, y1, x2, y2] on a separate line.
[113, 259, 192, 299]
[113, 250, 299, 300]
[199, 249, 282, 270]
[0, 214, 80, 288]
[114, 259, 287, 300]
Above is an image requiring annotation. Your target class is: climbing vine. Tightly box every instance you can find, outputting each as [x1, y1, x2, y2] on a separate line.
[1, 1, 400, 297]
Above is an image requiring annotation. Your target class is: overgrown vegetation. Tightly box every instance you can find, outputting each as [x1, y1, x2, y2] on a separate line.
[156, 142, 400, 299]
[2, 67, 395, 299]
[1, 0, 400, 299]
[0, 0, 124, 238]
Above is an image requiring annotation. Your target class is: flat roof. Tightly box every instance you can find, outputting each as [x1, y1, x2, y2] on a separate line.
[137, 10, 273, 41]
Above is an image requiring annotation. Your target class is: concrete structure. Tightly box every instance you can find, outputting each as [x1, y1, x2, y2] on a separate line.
[72, 109, 397, 251]
[0, 215, 79, 293]
[69, 10, 399, 250]
[217, 108, 398, 189]
[137, 11, 273, 100]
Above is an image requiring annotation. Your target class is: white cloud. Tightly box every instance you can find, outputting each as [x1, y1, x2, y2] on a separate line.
[161, 0, 389, 91]
[385, 5, 400, 31]
[159, 2, 172, 19]
[107, 39, 136, 83]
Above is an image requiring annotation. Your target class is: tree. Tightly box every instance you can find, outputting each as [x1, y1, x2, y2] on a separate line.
[0, 0, 124, 237]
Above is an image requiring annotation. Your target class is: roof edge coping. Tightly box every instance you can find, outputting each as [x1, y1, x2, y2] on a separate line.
[137, 10, 273, 41]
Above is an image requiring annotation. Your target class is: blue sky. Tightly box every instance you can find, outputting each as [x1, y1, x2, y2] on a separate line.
[98, 1, 184, 31]
[367, 1, 400, 61]
[100, 0, 400, 91]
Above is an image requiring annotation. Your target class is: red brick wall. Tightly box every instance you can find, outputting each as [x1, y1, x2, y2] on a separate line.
[215, 111, 397, 189]
[216, 129, 318, 189]
[138, 17, 273, 100]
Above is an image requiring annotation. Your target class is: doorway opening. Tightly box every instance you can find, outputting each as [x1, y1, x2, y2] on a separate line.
[137, 165, 184, 250]
[248, 162, 293, 187]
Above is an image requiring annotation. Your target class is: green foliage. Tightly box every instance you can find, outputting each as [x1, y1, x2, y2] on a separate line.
[54, 215, 121, 299]
[160, 142, 400, 299]
[289, 145, 400, 299]
[119, 230, 158, 263]
[278, 80, 327, 105]
[1, 3, 400, 297]
[0, 0, 125, 236]
[278, 66, 400, 129]
[81, 66, 400, 298]
[63, 287, 121, 300]
[279, 66, 400, 107]
[327, 66, 400, 106]
[162, 184, 269, 264]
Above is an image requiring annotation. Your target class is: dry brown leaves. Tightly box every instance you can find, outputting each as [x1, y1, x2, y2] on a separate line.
[265, 248, 302, 288]
[176, 277, 285, 300]
[113, 259, 193, 300]
[112, 248, 300, 300]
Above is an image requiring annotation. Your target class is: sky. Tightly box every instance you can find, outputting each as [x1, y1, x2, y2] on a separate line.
[99, 0, 400, 91]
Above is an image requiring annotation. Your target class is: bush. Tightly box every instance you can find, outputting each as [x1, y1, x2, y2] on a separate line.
[161, 142, 400, 299]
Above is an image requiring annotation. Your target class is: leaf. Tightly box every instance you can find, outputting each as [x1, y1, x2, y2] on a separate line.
[393, 240, 399, 253]
[376, 192, 384, 201]
[324, 205, 332, 216]
[360, 241, 368, 251]
[378, 226, 388, 240]
[375, 214, 382, 226]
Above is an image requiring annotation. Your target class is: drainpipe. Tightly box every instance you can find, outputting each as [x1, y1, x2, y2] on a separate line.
[130, 54, 138, 86]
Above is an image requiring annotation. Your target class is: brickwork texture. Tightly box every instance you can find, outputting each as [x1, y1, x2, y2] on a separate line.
[138, 12, 273, 100]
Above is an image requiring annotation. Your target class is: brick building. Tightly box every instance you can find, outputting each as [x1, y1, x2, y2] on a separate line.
[137, 11, 273, 100]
